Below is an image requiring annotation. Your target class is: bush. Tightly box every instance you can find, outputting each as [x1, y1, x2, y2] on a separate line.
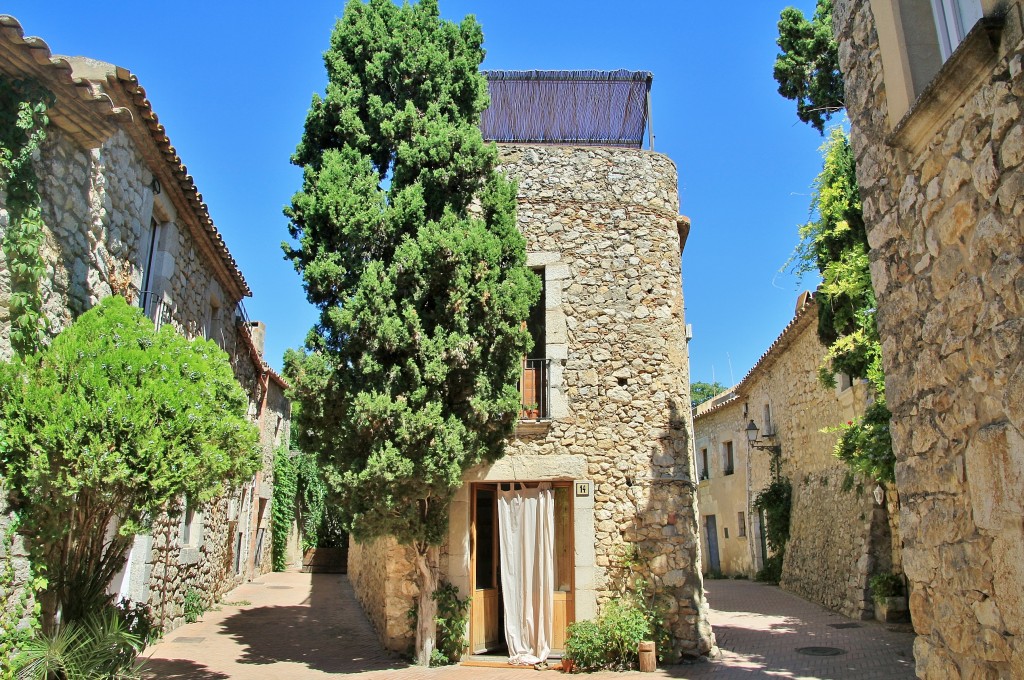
[564, 598, 652, 672]
[564, 619, 605, 672]
[755, 554, 784, 584]
[432, 581, 469, 665]
[0, 296, 260, 629]
[869, 572, 903, 600]
[183, 589, 206, 624]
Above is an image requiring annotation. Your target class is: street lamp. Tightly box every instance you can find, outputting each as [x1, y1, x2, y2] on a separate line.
[744, 420, 781, 454]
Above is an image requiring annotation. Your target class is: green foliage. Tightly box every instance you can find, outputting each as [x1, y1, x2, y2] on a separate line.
[564, 620, 605, 672]
[611, 544, 671, 663]
[834, 400, 895, 482]
[869, 572, 903, 600]
[690, 381, 726, 407]
[755, 554, 784, 584]
[11, 607, 145, 680]
[754, 465, 792, 585]
[431, 581, 469, 666]
[271, 447, 299, 571]
[564, 598, 651, 672]
[114, 597, 160, 647]
[284, 0, 537, 566]
[182, 589, 206, 624]
[0, 296, 260, 629]
[0, 75, 54, 356]
[0, 514, 46, 676]
[774, 0, 845, 133]
[791, 128, 894, 483]
[754, 477, 792, 553]
[600, 599, 651, 670]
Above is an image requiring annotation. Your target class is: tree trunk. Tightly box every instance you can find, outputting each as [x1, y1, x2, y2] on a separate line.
[413, 543, 440, 666]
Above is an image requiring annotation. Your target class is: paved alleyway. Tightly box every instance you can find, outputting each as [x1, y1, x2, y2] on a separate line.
[142, 571, 915, 679]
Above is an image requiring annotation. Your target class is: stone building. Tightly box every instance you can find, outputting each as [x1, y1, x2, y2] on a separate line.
[832, 1, 1024, 675]
[347, 70, 714, 662]
[693, 293, 898, 620]
[0, 16, 289, 633]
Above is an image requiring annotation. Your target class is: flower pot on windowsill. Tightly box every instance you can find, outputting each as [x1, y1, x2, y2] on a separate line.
[521, 409, 540, 420]
[874, 595, 908, 622]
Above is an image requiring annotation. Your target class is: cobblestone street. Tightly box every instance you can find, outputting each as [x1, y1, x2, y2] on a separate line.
[142, 571, 916, 679]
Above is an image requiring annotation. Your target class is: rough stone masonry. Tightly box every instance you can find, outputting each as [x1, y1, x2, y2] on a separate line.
[833, 1, 1024, 677]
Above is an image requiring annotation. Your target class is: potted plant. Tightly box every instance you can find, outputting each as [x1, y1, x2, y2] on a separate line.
[870, 572, 908, 622]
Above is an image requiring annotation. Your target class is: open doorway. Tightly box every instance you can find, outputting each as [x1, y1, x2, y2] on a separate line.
[469, 482, 574, 659]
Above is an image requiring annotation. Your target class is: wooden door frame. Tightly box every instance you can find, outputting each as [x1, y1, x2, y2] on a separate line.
[468, 480, 575, 654]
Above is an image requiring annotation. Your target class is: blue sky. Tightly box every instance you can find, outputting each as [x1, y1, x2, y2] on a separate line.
[7, 1, 828, 384]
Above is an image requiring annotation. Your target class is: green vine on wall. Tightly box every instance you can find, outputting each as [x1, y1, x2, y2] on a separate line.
[271, 446, 298, 572]
[753, 451, 792, 584]
[0, 75, 54, 357]
[0, 514, 46, 677]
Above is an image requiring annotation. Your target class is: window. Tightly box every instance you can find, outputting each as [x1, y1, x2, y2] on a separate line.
[519, 270, 548, 420]
[763, 404, 773, 437]
[700, 447, 709, 480]
[930, 0, 983, 60]
[181, 497, 203, 548]
[205, 298, 222, 346]
[738, 512, 746, 538]
[723, 441, 734, 476]
[724, 527, 730, 539]
[140, 219, 163, 321]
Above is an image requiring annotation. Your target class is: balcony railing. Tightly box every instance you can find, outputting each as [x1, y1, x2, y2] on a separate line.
[519, 358, 550, 421]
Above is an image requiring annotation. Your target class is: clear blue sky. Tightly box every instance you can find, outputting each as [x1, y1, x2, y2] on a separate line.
[8, 1, 827, 384]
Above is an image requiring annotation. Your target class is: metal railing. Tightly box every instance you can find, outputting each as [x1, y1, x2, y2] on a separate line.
[519, 358, 551, 421]
[138, 289, 173, 330]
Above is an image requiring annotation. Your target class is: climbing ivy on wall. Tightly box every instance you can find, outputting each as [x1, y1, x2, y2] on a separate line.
[0, 514, 46, 677]
[0, 75, 54, 357]
[271, 447, 298, 571]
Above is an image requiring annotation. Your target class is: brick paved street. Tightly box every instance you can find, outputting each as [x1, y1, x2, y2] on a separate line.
[142, 571, 916, 679]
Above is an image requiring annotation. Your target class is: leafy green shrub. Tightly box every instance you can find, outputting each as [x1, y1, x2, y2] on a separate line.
[0, 296, 260, 630]
[12, 607, 144, 679]
[869, 572, 903, 600]
[755, 554, 784, 584]
[565, 598, 653, 672]
[183, 589, 206, 624]
[431, 581, 469, 665]
[599, 598, 651, 670]
[564, 619, 605, 672]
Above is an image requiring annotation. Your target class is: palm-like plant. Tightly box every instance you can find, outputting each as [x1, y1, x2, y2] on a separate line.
[13, 608, 144, 679]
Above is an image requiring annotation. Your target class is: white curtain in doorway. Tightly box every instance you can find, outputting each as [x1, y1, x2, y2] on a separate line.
[498, 483, 554, 665]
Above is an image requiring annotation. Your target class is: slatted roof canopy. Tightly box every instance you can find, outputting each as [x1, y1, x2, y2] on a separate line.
[480, 69, 652, 148]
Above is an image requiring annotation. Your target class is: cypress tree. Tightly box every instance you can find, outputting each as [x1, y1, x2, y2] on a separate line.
[284, 0, 539, 664]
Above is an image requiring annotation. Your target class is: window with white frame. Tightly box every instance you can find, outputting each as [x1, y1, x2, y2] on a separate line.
[930, 0, 983, 60]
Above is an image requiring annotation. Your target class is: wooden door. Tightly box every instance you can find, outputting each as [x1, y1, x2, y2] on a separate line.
[471, 486, 501, 653]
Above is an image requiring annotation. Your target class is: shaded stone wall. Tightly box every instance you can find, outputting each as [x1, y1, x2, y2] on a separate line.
[348, 536, 418, 653]
[834, 1, 1024, 675]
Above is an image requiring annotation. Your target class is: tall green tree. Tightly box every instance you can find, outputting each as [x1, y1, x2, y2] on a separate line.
[0, 296, 260, 630]
[283, 0, 539, 664]
[774, 0, 845, 133]
[792, 129, 893, 482]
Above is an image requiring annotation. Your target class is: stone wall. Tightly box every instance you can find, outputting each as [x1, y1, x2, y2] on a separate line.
[348, 536, 418, 653]
[834, 1, 1024, 676]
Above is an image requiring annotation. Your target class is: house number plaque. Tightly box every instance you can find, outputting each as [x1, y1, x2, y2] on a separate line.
[575, 481, 590, 497]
